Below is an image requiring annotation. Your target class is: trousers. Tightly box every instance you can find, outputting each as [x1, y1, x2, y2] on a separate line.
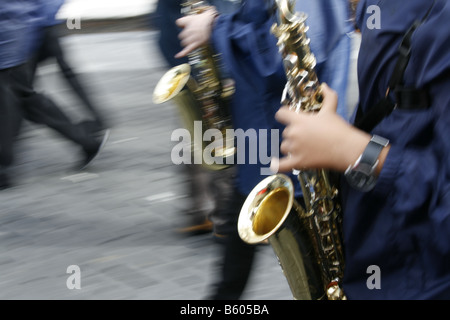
[208, 188, 258, 300]
[9, 62, 99, 154]
[34, 25, 105, 129]
[0, 68, 21, 169]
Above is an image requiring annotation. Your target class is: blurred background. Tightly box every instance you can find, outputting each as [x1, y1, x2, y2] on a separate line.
[0, 0, 295, 300]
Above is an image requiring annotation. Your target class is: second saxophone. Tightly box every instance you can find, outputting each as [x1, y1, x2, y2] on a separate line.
[153, 1, 236, 170]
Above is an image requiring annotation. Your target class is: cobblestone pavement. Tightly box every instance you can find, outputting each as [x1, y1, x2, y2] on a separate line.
[0, 30, 292, 300]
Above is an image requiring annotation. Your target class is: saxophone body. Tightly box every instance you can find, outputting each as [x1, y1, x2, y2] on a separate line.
[238, 0, 346, 300]
[153, 1, 235, 170]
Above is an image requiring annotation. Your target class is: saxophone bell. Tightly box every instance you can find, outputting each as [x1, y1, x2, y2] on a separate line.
[238, 174, 327, 300]
[153, 64, 192, 105]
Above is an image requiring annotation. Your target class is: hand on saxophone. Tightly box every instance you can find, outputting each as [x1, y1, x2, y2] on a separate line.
[272, 84, 376, 174]
[175, 7, 219, 59]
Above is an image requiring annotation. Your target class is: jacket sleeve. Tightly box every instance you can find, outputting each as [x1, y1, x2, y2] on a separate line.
[211, 0, 285, 96]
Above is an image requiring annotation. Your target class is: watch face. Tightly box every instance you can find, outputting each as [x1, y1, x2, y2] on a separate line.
[346, 170, 377, 192]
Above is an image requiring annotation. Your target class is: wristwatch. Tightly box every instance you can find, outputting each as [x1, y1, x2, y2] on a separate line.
[344, 135, 390, 192]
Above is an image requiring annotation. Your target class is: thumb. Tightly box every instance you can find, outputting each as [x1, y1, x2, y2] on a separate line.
[175, 42, 197, 59]
[275, 106, 296, 126]
[319, 83, 338, 114]
[175, 16, 188, 28]
[270, 157, 298, 174]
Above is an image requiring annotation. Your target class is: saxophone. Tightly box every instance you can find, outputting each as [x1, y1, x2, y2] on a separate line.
[153, 0, 236, 170]
[238, 0, 346, 300]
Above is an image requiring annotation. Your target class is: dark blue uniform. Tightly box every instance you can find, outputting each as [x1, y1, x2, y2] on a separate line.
[342, 0, 450, 299]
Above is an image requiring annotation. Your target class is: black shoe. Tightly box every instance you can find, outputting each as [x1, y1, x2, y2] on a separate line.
[78, 129, 110, 171]
[79, 119, 108, 135]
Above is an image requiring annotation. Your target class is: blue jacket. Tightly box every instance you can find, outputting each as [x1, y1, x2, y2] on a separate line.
[342, 0, 450, 299]
[0, 1, 41, 69]
[39, 0, 65, 27]
[212, 0, 291, 195]
[212, 0, 352, 195]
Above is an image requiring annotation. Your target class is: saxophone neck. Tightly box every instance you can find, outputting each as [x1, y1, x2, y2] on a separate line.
[272, 0, 322, 112]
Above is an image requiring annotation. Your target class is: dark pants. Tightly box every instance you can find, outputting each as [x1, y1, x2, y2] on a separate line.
[9, 62, 99, 154]
[0, 68, 21, 170]
[35, 25, 105, 129]
[208, 188, 258, 300]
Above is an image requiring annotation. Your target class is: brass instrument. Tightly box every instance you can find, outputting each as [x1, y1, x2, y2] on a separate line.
[153, 0, 235, 170]
[238, 0, 346, 300]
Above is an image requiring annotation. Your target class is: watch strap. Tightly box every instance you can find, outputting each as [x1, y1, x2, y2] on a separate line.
[359, 135, 390, 170]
